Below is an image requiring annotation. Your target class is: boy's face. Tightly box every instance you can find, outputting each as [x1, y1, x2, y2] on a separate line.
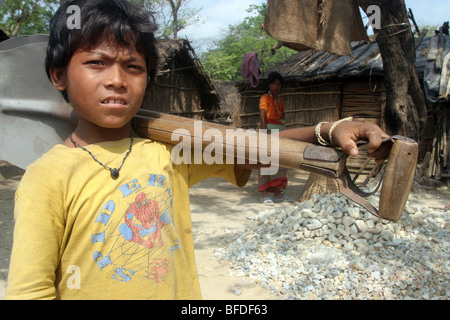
[51, 39, 148, 131]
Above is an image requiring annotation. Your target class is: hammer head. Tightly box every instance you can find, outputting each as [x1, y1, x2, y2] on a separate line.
[378, 137, 418, 221]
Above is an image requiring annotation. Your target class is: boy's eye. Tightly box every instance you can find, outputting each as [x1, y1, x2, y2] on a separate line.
[128, 64, 145, 72]
[86, 60, 103, 66]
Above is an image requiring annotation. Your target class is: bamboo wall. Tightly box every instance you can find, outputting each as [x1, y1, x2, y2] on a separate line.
[234, 79, 385, 128]
[342, 81, 385, 128]
[140, 39, 220, 121]
[234, 82, 340, 129]
[142, 70, 204, 120]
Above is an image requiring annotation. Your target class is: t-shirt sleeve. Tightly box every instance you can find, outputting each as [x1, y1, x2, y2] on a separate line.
[187, 162, 251, 188]
[5, 163, 65, 300]
[166, 143, 252, 188]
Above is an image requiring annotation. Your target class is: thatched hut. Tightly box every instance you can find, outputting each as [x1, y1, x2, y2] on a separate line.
[142, 39, 221, 120]
[233, 32, 450, 181]
[234, 39, 390, 129]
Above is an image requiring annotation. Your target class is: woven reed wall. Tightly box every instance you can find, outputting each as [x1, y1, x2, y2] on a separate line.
[142, 70, 204, 120]
[234, 82, 341, 129]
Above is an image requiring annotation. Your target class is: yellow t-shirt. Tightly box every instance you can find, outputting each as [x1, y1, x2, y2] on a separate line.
[5, 138, 250, 300]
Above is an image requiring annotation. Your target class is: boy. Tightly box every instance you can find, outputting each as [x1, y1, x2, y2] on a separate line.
[5, 0, 387, 300]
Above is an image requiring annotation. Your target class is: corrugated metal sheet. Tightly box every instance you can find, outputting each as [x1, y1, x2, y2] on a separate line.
[422, 35, 450, 103]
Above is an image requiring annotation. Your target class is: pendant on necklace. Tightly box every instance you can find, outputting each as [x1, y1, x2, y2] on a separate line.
[69, 128, 133, 180]
[110, 168, 120, 179]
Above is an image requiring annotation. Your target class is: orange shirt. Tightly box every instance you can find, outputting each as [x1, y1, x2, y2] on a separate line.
[259, 93, 285, 125]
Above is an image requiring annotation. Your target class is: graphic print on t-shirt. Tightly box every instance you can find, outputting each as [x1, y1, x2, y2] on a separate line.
[90, 173, 181, 284]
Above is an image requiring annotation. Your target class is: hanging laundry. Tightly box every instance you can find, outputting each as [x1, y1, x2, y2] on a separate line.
[263, 0, 369, 57]
[241, 52, 261, 88]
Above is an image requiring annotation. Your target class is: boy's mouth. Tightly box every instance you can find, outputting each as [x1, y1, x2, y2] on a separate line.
[101, 97, 127, 105]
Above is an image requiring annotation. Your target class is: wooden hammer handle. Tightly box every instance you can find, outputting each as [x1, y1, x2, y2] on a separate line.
[133, 110, 346, 174]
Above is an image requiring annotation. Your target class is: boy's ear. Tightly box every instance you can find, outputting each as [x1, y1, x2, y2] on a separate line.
[49, 68, 67, 91]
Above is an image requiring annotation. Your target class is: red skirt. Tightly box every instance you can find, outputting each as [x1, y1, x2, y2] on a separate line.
[258, 123, 288, 192]
[258, 167, 288, 192]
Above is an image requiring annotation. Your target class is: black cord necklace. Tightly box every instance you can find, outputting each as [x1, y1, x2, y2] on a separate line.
[69, 128, 134, 179]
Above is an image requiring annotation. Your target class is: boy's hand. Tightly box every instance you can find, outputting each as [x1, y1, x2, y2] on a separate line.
[331, 121, 390, 160]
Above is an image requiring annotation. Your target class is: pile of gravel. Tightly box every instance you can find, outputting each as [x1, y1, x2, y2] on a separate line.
[214, 192, 450, 300]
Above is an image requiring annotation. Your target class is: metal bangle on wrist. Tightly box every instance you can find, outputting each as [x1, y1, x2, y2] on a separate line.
[315, 121, 330, 146]
[315, 117, 353, 147]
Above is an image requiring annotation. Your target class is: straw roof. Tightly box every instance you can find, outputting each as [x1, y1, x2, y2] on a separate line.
[263, 35, 450, 104]
[157, 38, 220, 102]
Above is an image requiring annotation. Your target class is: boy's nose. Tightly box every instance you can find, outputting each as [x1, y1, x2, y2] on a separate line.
[105, 65, 127, 89]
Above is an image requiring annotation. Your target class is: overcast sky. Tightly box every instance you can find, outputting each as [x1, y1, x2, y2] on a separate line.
[179, 0, 450, 51]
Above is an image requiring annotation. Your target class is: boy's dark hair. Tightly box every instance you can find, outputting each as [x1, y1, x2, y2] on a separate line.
[45, 0, 159, 102]
[267, 71, 285, 86]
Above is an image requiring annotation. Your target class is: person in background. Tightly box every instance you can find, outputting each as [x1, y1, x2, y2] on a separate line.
[258, 71, 292, 205]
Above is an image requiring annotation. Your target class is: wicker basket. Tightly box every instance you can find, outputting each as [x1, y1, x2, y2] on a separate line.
[298, 173, 339, 202]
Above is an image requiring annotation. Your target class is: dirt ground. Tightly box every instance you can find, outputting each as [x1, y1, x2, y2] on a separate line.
[1, 160, 449, 300]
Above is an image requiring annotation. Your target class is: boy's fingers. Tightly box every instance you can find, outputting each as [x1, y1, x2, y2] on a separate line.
[365, 130, 383, 154]
[368, 140, 392, 161]
[341, 139, 359, 157]
[333, 123, 388, 158]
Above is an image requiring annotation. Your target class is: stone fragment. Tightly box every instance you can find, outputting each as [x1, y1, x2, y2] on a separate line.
[343, 216, 356, 227]
[307, 219, 322, 231]
[381, 230, 394, 241]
